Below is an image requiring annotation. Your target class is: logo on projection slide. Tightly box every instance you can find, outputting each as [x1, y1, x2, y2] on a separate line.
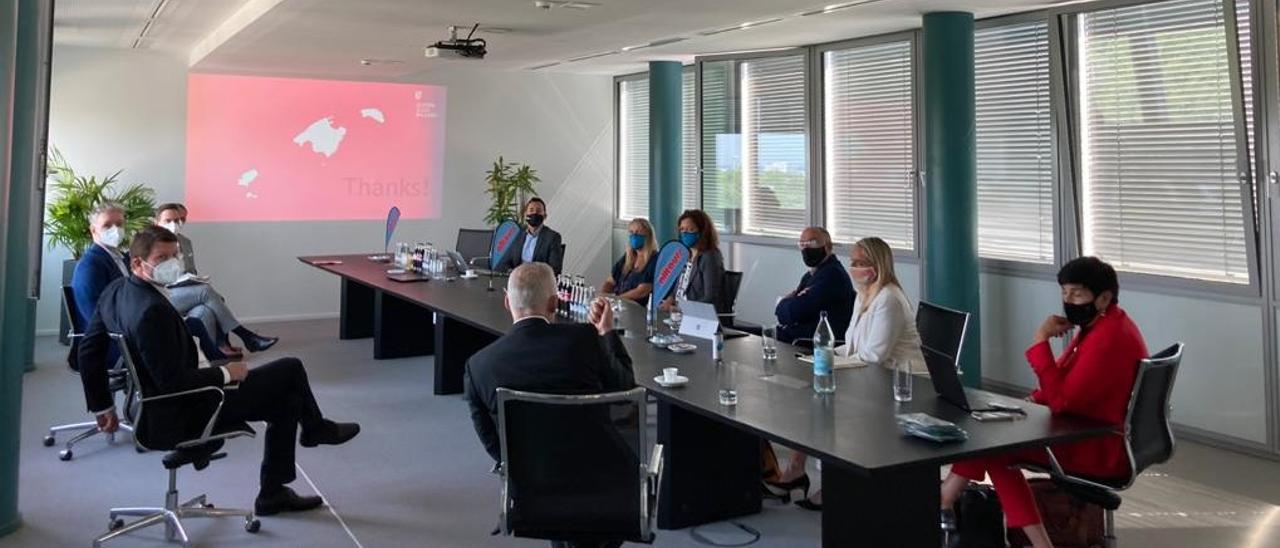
[490, 221, 521, 269]
[653, 240, 691, 302]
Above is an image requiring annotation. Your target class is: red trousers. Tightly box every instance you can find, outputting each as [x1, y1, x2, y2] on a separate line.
[951, 449, 1051, 528]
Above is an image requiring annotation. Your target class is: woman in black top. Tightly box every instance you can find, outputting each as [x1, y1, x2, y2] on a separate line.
[601, 218, 658, 306]
[661, 209, 726, 312]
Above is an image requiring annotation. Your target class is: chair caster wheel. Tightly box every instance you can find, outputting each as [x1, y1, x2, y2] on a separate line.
[245, 519, 261, 533]
[202, 503, 215, 508]
[59, 450, 73, 461]
[109, 518, 124, 531]
[42, 435, 55, 447]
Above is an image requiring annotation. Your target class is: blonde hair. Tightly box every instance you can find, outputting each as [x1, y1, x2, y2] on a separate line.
[853, 237, 901, 290]
[623, 218, 657, 275]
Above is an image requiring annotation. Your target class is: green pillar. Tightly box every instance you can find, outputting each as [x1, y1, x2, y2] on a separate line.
[0, 0, 21, 537]
[922, 12, 981, 387]
[9, 0, 48, 378]
[648, 61, 682, 243]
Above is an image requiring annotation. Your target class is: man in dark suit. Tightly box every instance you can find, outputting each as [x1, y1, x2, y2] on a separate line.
[464, 263, 634, 548]
[79, 226, 360, 516]
[71, 203, 130, 328]
[774, 226, 855, 344]
[494, 197, 565, 275]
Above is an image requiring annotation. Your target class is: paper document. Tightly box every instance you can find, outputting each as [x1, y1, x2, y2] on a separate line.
[166, 273, 210, 288]
[797, 353, 867, 370]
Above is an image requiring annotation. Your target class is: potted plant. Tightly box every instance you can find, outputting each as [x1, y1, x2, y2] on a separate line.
[483, 156, 540, 226]
[44, 146, 157, 343]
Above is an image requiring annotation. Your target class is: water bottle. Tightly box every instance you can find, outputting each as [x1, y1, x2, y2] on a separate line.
[712, 325, 724, 364]
[813, 311, 836, 394]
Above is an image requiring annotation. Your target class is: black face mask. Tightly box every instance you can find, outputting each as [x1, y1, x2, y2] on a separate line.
[801, 247, 827, 268]
[1062, 300, 1098, 326]
[526, 214, 545, 227]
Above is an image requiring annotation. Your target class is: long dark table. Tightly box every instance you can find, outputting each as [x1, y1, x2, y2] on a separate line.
[300, 254, 1114, 546]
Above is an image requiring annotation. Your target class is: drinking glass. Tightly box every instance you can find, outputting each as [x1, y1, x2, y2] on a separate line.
[892, 358, 913, 402]
[761, 324, 778, 361]
[718, 361, 738, 406]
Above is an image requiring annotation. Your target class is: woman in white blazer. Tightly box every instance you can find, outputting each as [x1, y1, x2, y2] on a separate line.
[839, 236, 925, 372]
[766, 236, 923, 511]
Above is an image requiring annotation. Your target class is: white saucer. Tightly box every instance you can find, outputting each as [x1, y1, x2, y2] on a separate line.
[654, 375, 689, 388]
[459, 272, 479, 279]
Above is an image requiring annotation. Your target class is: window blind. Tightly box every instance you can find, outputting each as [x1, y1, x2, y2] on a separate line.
[975, 22, 1055, 263]
[700, 60, 740, 233]
[1079, 0, 1250, 283]
[741, 55, 809, 238]
[618, 78, 650, 221]
[682, 71, 699, 211]
[823, 40, 915, 249]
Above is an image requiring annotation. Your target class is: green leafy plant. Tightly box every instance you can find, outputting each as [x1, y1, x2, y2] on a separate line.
[483, 156, 541, 226]
[44, 146, 157, 259]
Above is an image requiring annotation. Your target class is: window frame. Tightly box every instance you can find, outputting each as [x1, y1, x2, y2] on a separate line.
[613, 71, 651, 226]
[1061, 0, 1262, 298]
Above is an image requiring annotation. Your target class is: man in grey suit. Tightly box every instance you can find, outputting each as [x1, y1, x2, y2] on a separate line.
[494, 197, 565, 275]
[154, 203, 278, 356]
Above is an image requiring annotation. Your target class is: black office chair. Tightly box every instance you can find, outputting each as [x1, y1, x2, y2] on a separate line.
[916, 301, 971, 371]
[93, 333, 260, 547]
[495, 387, 663, 545]
[1037, 342, 1184, 548]
[717, 270, 744, 328]
[43, 285, 135, 461]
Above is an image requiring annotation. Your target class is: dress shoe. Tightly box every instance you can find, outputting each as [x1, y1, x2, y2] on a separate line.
[241, 335, 278, 353]
[254, 486, 323, 516]
[216, 345, 244, 359]
[300, 420, 360, 448]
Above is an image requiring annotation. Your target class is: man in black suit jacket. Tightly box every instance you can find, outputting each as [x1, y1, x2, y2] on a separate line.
[79, 226, 360, 516]
[464, 263, 634, 548]
[494, 197, 565, 275]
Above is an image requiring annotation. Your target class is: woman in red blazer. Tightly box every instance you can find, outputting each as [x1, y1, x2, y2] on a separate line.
[940, 257, 1148, 548]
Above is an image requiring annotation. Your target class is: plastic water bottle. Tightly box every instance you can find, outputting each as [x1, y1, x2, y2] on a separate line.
[813, 311, 836, 394]
[712, 325, 724, 364]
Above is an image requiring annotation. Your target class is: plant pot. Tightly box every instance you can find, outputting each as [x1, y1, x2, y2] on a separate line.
[59, 258, 77, 346]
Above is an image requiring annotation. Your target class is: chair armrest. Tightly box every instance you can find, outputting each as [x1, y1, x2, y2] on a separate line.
[647, 444, 664, 482]
[142, 386, 227, 441]
[68, 332, 84, 339]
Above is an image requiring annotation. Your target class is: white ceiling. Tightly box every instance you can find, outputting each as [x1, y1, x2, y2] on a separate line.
[55, 0, 1070, 78]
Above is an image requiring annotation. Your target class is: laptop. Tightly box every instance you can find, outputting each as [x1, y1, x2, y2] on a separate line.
[922, 346, 1022, 415]
[385, 270, 431, 283]
[676, 299, 749, 340]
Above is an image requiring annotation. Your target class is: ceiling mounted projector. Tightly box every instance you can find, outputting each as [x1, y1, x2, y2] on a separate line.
[425, 24, 487, 60]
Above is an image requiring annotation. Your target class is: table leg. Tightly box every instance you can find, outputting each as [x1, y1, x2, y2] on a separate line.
[373, 291, 434, 359]
[656, 400, 761, 529]
[433, 316, 497, 395]
[822, 461, 940, 547]
[339, 279, 375, 340]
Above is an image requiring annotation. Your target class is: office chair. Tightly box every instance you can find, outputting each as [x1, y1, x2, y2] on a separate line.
[43, 285, 135, 461]
[495, 387, 663, 545]
[717, 270, 744, 328]
[916, 301, 970, 371]
[93, 333, 260, 547]
[1030, 343, 1184, 548]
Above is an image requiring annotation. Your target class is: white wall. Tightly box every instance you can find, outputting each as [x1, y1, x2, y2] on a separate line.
[39, 45, 614, 333]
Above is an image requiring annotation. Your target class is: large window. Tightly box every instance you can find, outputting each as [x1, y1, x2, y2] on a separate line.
[742, 55, 810, 237]
[616, 71, 698, 221]
[823, 39, 915, 249]
[975, 22, 1055, 263]
[1078, 0, 1252, 284]
[617, 77, 649, 221]
[700, 60, 740, 232]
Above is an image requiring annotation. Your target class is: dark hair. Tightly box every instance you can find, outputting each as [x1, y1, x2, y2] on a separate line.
[129, 225, 179, 260]
[677, 209, 719, 252]
[154, 203, 184, 217]
[1057, 256, 1119, 303]
[524, 197, 547, 213]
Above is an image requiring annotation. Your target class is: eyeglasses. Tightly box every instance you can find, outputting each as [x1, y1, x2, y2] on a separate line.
[797, 239, 822, 249]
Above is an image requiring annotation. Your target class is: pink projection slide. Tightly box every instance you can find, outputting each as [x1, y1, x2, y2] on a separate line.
[185, 74, 445, 222]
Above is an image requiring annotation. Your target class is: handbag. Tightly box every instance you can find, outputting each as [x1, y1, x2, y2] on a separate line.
[1006, 479, 1105, 548]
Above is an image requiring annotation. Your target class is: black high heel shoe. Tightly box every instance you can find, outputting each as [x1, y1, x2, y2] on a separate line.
[794, 497, 823, 512]
[763, 474, 810, 503]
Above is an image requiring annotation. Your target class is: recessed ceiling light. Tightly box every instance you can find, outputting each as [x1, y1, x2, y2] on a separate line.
[620, 36, 688, 52]
[699, 17, 783, 36]
[797, 1, 881, 17]
[359, 58, 404, 66]
[565, 50, 620, 63]
[533, 0, 600, 9]
[527, 61, 562, 70]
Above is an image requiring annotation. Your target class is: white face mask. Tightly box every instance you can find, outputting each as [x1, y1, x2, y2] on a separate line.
[146, 258, 184, 285]
[161, 221, 181, 234]
[99, 226, 123, 249]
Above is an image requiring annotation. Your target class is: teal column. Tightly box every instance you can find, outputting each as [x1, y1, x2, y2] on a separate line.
[0, 0, 21, 538]
[648, 61, 682, 244]
[922, 12, 981, 387]
[9, 0, 48, 378]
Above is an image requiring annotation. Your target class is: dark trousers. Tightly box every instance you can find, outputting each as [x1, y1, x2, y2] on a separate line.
[550, 542, 622, 548]
[217, 357, 324, 492]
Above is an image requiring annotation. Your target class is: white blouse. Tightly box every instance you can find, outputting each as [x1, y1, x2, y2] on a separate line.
[838, 284, 926, 372]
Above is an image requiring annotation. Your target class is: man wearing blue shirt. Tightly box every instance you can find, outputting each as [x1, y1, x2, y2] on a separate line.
[496, 197, 565, 275]
[774, 227, 855, 344]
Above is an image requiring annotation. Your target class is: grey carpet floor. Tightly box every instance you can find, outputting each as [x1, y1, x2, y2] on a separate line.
[4, 318, 1280, 547]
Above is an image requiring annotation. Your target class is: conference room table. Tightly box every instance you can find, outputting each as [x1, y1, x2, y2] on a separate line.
[300, 254, 1114, 546]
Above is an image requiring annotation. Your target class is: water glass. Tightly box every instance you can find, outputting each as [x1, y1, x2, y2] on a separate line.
[761, 324, 778, 361]
[892, 359, 913, 402]
[669, 308, 683, 333]
[718, 361, 738, 406]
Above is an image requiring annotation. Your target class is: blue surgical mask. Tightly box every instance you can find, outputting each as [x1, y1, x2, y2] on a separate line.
[680, 231, 700, 248]
[628, 234, 646, 250]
